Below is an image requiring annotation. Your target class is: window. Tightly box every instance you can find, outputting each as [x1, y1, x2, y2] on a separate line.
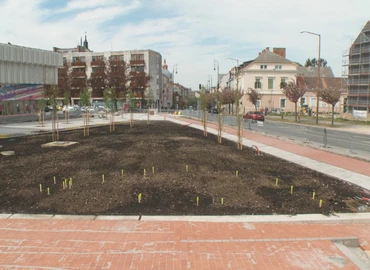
[280, 99, 286, 108]
[255, 78, 262, 89]
[256, 99, 261, 108]
[275, 65, 282, 70]
[260, 65, 267, 69]
[301, 97, 306, 105]
[72, 57, 79, 63]
[268, 77, 274, 89]
[79, 57, 85, 63]
[92, 56, 104, 62]
[131, 54, 144, 60]
[281, 77, 287, 84]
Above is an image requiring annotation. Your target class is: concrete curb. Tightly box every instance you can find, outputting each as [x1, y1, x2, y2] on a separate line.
[1, 213, 369, 223]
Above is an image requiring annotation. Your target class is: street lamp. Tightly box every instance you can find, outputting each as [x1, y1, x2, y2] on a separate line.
[214, 60, 219, 92]
[301, 30, 321, 124]
[172, 64, 178, 109]
[225, 57, 240, 107]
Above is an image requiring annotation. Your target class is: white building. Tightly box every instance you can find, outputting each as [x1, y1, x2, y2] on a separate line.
[54, 36, 163, 107]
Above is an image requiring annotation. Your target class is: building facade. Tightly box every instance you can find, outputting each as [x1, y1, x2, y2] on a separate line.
[54, 37, 163, 107]
[343, 20, 370, 113]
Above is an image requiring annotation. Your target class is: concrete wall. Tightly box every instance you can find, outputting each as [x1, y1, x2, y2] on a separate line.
[0, 43, 62, 84]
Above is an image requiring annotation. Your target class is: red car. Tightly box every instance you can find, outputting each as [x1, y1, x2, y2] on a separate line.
[243, 111, 265, 122]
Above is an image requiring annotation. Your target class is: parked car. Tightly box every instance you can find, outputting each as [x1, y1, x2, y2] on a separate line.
[243, 111, 265, 122]
[208, 108, 219, 114]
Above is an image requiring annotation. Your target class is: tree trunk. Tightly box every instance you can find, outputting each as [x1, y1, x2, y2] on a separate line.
[332, 105, 335, 125]
[294, 102, 298, 122]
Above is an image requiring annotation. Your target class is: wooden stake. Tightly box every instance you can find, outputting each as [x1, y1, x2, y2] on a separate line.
[121, 169, 124, 177]
[290, 185, 294, 194]
[275, 177, 279, 186]
[221, 198, 224, 205]
[144, 169, 146, 177]
[196, 196, 199, 206]
[319, 199, 323, 208]
[47, 187, 50, 195]
[39, 184, 42, 192]
[102, 174, 105, 184]
[152, 166, 155, 174]
[53, 176, 56, 185]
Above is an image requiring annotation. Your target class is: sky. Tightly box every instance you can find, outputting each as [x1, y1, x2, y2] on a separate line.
[0, 0, 369, 90]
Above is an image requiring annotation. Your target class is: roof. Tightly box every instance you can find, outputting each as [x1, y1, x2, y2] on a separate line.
[353, 21, 370, 45]
[297, 66, 335, 78]
[302, 77, 347, 91]
[253, 50, 294, 64]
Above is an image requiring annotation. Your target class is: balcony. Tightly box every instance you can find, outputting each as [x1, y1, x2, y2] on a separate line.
[110, 60, 125, 66]
[71, 61, 86, 67]
[130, 60, 145, 65]
[90, 60, 105, 66]
[71, 71, 86, 78]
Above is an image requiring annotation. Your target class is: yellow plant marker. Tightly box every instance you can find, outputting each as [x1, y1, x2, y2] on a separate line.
[152, 166, 155, 174]
[221, 198, 224, 205]
[39, 184, 42, 193]
[69, 180, 72, 189]
[196, 196, 199, 206]
[121, 169, 124, 177]
[236, 170, 239, 177]
[275, 177, 279, 186]
[144, 169, 146, 177]
[53, 176, 56, 185]
[47, 187, 50, 195]
[319, 199, 323, 208]
[138, 193, 142, 203]
[312, 192, 316, 200]
[290, 185, 294, 194]
[186, 165, 189, 172]
[102, 174, 105, 184]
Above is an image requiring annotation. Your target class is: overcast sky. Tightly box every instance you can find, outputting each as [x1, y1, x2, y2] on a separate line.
[1, 0, 369, 90]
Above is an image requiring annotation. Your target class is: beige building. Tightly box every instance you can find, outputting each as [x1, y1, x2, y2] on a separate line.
[54, 36, 163, 106]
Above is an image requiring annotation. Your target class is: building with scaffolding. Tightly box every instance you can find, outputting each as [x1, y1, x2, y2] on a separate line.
[343, 21, 370, 114]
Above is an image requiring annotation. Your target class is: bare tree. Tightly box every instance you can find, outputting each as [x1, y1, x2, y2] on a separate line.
[44, 85, 61, 141]
[79, 88, 91, 137]
[319, 87, 341, 125]
[246, 88, 262, 111]
[89, 58, 108, 98]
[281, 77, 307, 122]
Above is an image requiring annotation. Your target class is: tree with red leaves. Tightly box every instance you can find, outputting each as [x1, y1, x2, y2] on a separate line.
[88, 59, 108, 98]
[57, 61, 72, 103]
[130, 71, 151, 106]
[319, 87, 341, 125]
[281, 77, 307, 122]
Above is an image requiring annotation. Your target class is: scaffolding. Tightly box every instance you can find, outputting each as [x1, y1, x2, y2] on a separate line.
[344, 21, 370, 112]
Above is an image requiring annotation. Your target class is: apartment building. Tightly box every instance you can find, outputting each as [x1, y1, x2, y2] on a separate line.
[343, 20, 370, 113]
[53, 36, 163, 107]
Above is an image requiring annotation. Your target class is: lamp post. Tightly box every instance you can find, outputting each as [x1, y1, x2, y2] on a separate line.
[172, 64, 178, 109]
[214, 60, 219, 92]
[301, 30, 321, 124]
[225, 57, 240, 112]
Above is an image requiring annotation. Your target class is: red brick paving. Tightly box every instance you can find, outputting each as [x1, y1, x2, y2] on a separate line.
[0, 219, 369, 269]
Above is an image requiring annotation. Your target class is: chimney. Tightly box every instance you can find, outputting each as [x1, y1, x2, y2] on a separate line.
[266, 47, 270, 51]
[273, 48, 286, 58]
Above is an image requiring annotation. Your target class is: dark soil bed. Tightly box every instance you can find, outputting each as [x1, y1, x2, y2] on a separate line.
[0, 121, 368, 216]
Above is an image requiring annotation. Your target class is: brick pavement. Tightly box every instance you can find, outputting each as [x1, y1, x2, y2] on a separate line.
[0, 219, 369, 269]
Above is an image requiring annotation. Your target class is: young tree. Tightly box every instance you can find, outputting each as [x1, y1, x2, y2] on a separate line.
[107, 58, 130, 111]
[246, 88, 261, 110]
[281, 77, 307, 122]
[319, 87, 341, 125]
[89, 58, 108, 98]
[58, 61, 72, 98]
[130, 71, 151, 107]
[222, 87, 235, 114]
[79, 88, 91, 137]
[44, 84, 60, 141]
